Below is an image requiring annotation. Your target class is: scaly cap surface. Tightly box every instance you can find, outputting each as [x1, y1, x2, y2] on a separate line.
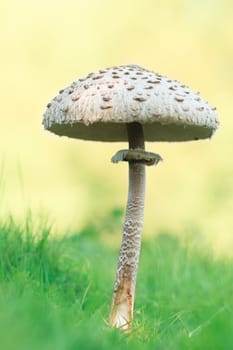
[43, 64, 219, 142]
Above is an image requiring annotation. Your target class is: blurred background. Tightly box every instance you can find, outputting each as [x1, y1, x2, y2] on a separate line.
[0, 0, 232, 255]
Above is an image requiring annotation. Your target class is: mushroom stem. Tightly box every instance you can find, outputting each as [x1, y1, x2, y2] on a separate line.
[110, 122, 145, 330]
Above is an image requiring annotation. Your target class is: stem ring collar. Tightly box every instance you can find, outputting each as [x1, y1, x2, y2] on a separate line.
[111, 148, 163, 166]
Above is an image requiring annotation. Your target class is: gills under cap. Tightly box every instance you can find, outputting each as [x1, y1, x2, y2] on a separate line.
[43, 64, 219, 142]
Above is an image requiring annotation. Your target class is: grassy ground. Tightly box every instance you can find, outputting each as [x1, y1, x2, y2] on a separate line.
[0, 212, 232, 350]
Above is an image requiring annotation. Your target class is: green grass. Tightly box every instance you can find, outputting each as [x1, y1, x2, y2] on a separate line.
[0, 212, 232, 350]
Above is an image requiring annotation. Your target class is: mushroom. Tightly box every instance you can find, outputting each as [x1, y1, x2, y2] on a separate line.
[43, 64, 219, 330]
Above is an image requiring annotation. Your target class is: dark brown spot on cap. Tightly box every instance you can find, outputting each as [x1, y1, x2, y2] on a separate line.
[112, 75, 120, 78]
[99, 69, 106, 74]
[131, 77, 137, 80]
[127, 86, 135, 91]
[100, 105, 112, 110]
[147, 79, 160, 84]
[108, 84, 114, 88]
[93, 75, 103, 80]
[72, 95, 80, 101]
[102, 97, 111, 102]
[175, 97, 184, 102]
[59, 89, 64, 94]
[133, 97, 147, 102]
[47, 103, 51, 108]
[124, 71, 130, 75]
[196, 106, 204, 111]
[144, 85, 153, 90]
[169, 86, 177, 91]
[84, 84, 89, 89]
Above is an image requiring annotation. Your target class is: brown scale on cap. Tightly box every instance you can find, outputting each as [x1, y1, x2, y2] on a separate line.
[93, 75, 103, 80]
[147, 79, 160, 84]
[100, 105, 112, 110]
[133, 97, 147, 102]
[175, 97, 184, 102]
[103, 97, 111, 102]
[71, 95, 80, 101]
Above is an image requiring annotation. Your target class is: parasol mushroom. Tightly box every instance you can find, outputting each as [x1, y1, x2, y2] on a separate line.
[43, 64, 219, 330]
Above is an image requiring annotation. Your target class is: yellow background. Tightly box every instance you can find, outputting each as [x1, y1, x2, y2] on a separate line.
[0, 0, 232, 254]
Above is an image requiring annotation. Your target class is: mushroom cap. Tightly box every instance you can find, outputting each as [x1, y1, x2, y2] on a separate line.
[43, 64, 219, 142]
